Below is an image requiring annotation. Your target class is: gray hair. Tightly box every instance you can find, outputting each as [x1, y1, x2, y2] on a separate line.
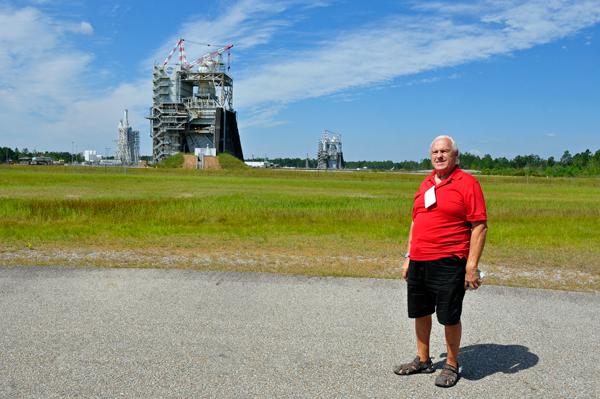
[430, 135, 460, 158]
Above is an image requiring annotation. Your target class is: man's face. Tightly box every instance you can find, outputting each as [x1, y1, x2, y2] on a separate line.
[430, 138, 458, 175]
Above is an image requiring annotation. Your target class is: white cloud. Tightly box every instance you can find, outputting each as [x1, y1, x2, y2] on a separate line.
[66, 21, 93, 35]
[0, 5, 148, 152]
[226, 0, 600, 125]
[545, 133, 557, 138]
[149, 0, 323, 63]
[469, 149, 483, 155]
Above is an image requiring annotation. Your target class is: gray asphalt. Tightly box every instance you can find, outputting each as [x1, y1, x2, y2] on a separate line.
[1, 266, 598, 398]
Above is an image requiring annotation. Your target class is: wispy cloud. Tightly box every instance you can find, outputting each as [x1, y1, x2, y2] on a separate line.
[64, 21, 93, 35]
[545, 133, 557, 138]
[149, 0, 324, 63]
[0, 4, 147, 151]
[228, 0, 600, 124]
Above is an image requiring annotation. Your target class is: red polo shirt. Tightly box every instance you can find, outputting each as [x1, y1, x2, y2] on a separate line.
[410, 166, 487, 261]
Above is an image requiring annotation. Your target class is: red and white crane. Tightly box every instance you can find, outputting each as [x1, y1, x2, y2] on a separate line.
[187, 44, 233, 70]
[162, 38, 233, 70]
[162, 38, 188, 67]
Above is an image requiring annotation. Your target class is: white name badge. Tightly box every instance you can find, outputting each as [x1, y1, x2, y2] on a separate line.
[424, 186, 436, 208]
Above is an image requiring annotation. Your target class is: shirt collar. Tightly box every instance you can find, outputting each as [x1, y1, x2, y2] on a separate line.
[427, 165, 462, 187]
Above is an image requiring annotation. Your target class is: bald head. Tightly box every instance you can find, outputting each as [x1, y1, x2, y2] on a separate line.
[430, 136, 459, 177]
[430, 135, 459, 157]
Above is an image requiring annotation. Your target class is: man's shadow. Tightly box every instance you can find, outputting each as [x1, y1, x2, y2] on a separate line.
[434, 344, 539, 381]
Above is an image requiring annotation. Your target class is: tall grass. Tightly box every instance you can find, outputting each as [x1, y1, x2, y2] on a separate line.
[1, 168, 598, 291]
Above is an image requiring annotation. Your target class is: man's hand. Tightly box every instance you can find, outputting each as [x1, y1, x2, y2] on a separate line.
[402, 258, 410, 281]
[464, 267, 481, 290]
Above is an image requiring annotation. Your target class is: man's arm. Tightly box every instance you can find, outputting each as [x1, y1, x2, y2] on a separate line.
[465, 220, 488, 290]
[402, 221, 414, 281]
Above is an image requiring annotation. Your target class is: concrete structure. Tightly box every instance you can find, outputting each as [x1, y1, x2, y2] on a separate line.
[115, 110, 140, 166]
[195, 147, 217, 169]
[147, 40, 243, 164]
[317, 130, 345, 169]
[84, 150, 102, 164]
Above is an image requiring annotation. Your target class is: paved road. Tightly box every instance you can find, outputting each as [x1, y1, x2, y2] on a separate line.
[1, 266, 598, 398]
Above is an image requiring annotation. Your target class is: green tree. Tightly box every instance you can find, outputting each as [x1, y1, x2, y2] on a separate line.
[560, 150, 573, 166]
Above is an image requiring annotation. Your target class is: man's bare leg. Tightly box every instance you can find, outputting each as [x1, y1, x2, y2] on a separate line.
[416, 315, 432, 361]
[444, 321, 462, 367]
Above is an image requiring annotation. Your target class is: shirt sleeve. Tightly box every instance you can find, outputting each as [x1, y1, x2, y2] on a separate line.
[465, 181, 487, 221]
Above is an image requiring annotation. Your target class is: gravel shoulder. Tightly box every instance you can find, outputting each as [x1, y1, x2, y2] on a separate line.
[1, 266, 599, 398]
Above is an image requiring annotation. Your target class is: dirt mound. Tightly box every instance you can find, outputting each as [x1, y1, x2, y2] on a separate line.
[182, 155, 198, 169]
[203, 156, 221, 170]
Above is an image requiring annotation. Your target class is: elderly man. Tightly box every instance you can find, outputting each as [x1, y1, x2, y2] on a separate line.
[394, 135, 488, 388]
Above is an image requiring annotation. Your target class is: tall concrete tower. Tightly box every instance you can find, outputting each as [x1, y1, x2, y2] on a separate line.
[116, 109, 140, 166]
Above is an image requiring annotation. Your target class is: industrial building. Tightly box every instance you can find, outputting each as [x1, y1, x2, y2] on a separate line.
[147, 39, 243, 164]
[317, 130, 345, 169]
[115, 109, 140, 166]
[84, 150, 102, 164]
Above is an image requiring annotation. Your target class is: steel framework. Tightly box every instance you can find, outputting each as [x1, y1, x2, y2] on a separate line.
[317, 130, 345, 169]
[148, 40, 242, 163]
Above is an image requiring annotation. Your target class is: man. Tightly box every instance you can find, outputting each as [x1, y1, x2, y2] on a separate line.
[394, 135, 488, 388]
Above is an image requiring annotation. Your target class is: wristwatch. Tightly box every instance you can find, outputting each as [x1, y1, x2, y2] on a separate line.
[405, 253, 410, 258]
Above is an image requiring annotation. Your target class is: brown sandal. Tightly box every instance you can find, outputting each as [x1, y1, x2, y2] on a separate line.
[393, 356, 435, 375]
[434, 363, 460, 387]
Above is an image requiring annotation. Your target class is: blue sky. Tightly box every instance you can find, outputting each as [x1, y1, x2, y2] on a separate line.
[1, 0, 599, 162]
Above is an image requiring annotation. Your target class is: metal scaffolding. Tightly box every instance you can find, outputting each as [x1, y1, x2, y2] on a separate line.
[147, 40, 243, 163]
[115, 109, 140, 166]
[317, 130, 345, 169]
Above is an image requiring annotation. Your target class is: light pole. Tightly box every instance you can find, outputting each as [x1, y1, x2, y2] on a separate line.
[75, 145, 78, 164]
[104, 147, 110, 173]
[72, 141, 74, 164]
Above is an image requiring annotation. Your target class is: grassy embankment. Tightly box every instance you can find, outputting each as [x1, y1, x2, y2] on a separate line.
[1, 165, 598, 292]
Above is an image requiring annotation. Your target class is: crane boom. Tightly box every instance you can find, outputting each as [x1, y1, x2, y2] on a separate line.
[163, 38, 189, 67]
[187, 45, 233, 69]
[162, 39, 232, 71]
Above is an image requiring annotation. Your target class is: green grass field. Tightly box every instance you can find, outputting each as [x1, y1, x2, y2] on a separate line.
[1, 165, 599, 292]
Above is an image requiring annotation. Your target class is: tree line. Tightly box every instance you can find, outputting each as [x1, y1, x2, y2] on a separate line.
[249, 148, 600, 176]
[4, 146, 599, 176]
[0, 147, 123, 163]
[1, 147, 82, 163]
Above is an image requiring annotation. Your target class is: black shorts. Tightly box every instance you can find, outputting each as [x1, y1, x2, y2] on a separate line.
[407, 256, 467, 326]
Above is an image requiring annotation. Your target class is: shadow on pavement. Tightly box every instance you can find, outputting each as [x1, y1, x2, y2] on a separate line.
[434, 344, 539, 381]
